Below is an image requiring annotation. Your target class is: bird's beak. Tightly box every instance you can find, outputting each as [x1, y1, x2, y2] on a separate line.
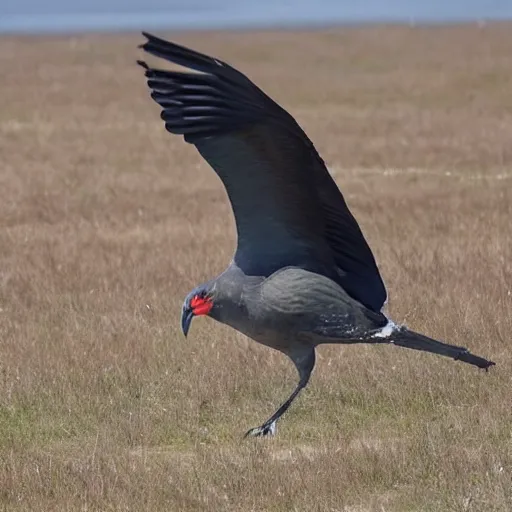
[181, 308, 194, 337]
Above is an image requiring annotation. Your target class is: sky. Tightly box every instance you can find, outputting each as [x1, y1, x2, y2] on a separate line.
[1, 0, 511, 33]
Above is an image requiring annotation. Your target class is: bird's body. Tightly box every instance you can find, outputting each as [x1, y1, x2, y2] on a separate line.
[138, 33, 495, 437]
[208, 263, 387, 351]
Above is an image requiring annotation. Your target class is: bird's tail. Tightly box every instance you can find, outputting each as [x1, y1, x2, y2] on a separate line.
[385, 327, 495, 370]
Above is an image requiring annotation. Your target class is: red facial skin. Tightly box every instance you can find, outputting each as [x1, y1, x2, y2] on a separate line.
[190, 295, 213, 316]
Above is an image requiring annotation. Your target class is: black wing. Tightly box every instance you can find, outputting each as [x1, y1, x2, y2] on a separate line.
[138, 32, 387, 312]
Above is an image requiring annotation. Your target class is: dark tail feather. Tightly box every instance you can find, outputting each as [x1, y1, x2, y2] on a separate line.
[389, 328, 495, 370]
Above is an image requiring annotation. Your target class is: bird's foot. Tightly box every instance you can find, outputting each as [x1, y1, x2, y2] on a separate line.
[244, 420, 277, 438]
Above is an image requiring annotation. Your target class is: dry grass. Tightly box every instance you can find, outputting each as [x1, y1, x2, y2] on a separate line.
[1, 23, 511, 511]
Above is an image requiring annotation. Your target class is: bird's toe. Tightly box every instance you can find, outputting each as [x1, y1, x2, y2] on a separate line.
[244, 421, 277, 438]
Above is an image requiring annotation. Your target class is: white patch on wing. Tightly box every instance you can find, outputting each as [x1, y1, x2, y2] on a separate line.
[372, 320, 398, 339]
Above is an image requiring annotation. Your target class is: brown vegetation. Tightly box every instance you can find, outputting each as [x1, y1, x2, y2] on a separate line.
[0, 23, 511, 511]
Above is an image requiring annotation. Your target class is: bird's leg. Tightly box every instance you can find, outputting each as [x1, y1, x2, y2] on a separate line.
[244, 379, 307, 437]
[244, 347, 315, 438]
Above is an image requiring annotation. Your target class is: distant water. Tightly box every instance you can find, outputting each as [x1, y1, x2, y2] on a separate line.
[1, 0, 512, 34]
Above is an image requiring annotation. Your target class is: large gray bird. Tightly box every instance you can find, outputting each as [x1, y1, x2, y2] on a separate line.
[138, 33, 495, 437]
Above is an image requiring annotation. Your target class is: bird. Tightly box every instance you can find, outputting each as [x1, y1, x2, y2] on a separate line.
[137, 32, 495, 437]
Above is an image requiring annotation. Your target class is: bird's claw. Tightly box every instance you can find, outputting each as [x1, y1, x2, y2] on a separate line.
[244, 421, 277, 438]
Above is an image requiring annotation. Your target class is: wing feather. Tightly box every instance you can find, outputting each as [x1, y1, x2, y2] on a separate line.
[138, 33, 387, 311]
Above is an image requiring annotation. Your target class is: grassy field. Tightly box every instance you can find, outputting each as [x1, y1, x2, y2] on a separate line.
[1, 23, 511, 511]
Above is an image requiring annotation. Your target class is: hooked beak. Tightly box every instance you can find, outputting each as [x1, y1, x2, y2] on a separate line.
[181, 307, 194, 337]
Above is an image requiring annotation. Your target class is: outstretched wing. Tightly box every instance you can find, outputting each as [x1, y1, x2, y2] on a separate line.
[138, 33, 387, 311]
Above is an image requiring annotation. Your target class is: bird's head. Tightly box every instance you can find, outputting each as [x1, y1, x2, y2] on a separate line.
[181, 283, 215, 337]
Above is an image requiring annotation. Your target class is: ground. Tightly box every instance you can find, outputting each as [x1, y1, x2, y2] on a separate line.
[0, 23, 511, 511]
